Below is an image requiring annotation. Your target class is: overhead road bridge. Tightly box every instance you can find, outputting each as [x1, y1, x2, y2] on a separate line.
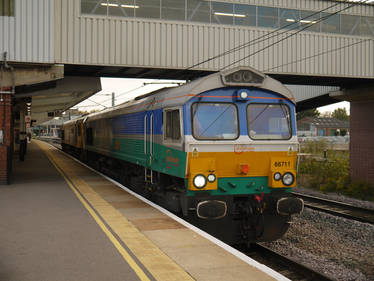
[1, 0, 374, 188]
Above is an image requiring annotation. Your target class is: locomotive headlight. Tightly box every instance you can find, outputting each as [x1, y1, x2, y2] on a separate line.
[207, 174, 216, 183]
[274, 172, 282, 181]
[282, 172, 295, 186]
[193, 174, 207, 189]
[240, 91, 248, 99]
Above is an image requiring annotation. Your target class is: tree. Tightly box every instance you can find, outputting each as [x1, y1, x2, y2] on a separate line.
[332, 108, 349, 121]
[296, 108, 320, 120]
[321, 111, 332, 117]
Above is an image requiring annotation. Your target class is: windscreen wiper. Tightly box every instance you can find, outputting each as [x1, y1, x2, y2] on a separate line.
[199, 104, 233, 137]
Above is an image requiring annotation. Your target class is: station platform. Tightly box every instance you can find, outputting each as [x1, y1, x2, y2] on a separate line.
[0, 140, 287, 281]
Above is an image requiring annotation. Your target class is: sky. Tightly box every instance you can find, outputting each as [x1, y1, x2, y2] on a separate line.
[318, 101, 350, 114]
[73, 77, 185, 112]
[73, 77, 350, 114]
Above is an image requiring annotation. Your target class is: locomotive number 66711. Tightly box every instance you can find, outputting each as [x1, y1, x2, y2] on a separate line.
[62, 67, 304, 244]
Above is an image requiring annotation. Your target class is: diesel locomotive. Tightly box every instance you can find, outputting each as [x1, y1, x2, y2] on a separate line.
[62, 67, 303, 244]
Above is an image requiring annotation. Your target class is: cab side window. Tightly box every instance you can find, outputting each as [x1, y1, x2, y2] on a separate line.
[164, 109, 181, 141]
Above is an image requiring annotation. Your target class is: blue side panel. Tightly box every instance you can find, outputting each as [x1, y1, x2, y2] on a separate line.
[183, 87, 297, 137]
[112, 111, 145, 135]
[112, 109, 163, 135]
[152, 109, 163, 135]
[183, 104, 189, 135]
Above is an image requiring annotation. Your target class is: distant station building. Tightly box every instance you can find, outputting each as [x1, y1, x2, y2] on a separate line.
[297, 117, 350, 137]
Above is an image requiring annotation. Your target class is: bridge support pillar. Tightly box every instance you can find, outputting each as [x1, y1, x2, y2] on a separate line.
[350, 100, 374, 188]
[0, 93, 13, 185]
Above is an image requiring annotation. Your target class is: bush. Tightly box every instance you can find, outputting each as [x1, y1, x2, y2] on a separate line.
[301, 139, 328, 155]
[345, 180, 374, 201]
[298, 145, 374, 202]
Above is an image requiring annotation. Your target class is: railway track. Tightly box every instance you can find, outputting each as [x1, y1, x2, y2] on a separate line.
[241, 243, 333, 281]
[293, 192, 374, 225]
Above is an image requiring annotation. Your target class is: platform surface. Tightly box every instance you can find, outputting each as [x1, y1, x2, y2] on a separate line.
[0, 140, 283, 281]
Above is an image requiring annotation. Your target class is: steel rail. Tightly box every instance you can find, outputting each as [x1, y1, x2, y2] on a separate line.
[242, 243, 334, 281]
[292, 192, 374, 225]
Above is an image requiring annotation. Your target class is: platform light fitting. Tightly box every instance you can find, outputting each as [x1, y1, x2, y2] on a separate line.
[121, 4, 139, 8]
[100, 3, 139, 8]
[300, 20, 317, 24]
[100, 2, 118, 7]
[214, 12, 246, 18]
[286, 19, 317, 24]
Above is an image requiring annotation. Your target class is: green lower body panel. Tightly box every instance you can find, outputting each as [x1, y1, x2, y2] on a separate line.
[104, 138, 187, 178]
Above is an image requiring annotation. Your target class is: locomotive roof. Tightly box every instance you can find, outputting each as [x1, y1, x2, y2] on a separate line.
[84, 67, 294, 121]
[63, 116, 85, 126]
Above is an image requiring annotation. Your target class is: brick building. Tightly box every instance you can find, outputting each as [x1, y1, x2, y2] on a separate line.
[0, 94, 13, 184]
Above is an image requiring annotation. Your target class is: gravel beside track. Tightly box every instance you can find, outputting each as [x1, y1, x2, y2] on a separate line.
[261, 207, 374, 281]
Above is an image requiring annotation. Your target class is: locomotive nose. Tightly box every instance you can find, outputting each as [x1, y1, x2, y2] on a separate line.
[276, 197, 304, 215]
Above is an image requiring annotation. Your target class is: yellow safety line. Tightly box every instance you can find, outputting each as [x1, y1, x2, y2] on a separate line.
[37, 142, 151, 281]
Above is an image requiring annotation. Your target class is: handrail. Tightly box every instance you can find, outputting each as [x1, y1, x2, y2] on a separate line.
[144, 115, 147, 155]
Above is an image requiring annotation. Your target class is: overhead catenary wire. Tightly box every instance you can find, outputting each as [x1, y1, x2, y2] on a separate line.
[71, 104, 101, 109]
[87, 98, 108, 108]
[95, 81, 182, 106]
[97, 84, 147, 105]
[185, 1, 344, 71]
[74, 0, 372, 112]
[263, 38, 373, 72]
[78, 81, 181, 112]
[219, 0, 372, 71]
[183, 0, 371, 74]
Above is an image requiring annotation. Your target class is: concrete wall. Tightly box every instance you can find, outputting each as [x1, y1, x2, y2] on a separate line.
[287, 85, 339, 102]
[350, 100, 374, 188]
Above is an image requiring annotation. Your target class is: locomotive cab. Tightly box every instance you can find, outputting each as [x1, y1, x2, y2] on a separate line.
[180, 68, 304, 242]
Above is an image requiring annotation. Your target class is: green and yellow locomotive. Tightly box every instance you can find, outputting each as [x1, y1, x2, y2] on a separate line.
[62, 67, 303, 244]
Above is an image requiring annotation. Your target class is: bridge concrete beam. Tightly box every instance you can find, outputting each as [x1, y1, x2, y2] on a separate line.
[1, 64, 64, 88]
[15, 76, 101, 125]
[330, 87, 374, 102]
